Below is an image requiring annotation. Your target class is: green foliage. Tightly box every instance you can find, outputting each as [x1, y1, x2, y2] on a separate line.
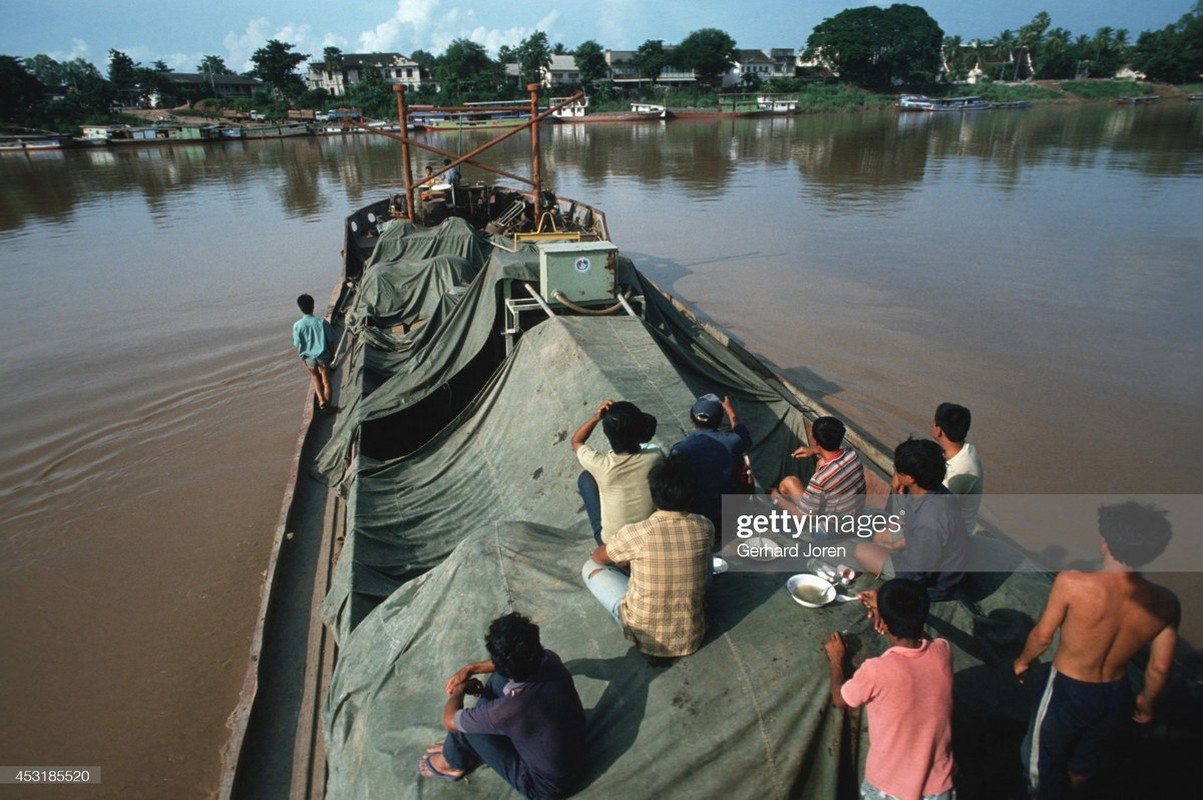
[409, 50, 436, 71]
[514, 31, 552, 85]
[674, 28, 736, 85]
[1130, 3, 1203, 83]
[574, 40, 608, 87]
[631, 40, 668, 84]
[107, 49, 138, 96]
[805, 4, 943, 90]
[197, 55, 234, 76]
[436, 39, 503, 100]
[321, 47, 343, 75]
[662, 86, 721, 108]
[24, 54, 64, 86]
[249, 39, 309, 99]
[297, 88, 331, 110]
[794, 83, 895, 112]
[947, 84, 1060, 101]
[137, 62, 176, 107]
[345, 61, 395, 118]
[1060, 80, 1153, 99]
[0, 56, 45, 121]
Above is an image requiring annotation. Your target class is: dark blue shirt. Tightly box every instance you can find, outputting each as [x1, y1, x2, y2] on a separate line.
[670, 424, 752, 527]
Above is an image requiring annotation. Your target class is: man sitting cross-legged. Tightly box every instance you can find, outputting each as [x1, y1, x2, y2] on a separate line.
[769, 415, 866, 537]
[418, 612, 587, 799]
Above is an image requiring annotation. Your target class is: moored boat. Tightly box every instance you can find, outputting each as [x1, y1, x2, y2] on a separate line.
[413, 99, 550, 131]
[1115, 95, 1161, 105]
[550, 96, 671, 123]
[898, 94, 991, 111]
[0, 132, 71, 153]
[78, 122, 222, 144]
[220, 122, 313, 140]
[219, 84, 1201, 800]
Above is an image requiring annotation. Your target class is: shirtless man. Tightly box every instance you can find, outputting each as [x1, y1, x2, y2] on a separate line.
[1013, 501, 1179, 799]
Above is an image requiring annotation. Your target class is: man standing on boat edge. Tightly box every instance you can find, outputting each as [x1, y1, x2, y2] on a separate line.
[292, 293, 336, 414]
[1013, 502, 1179, 800]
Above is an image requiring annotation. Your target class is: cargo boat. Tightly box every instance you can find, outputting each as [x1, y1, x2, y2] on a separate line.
[218, 84, 1201, 800]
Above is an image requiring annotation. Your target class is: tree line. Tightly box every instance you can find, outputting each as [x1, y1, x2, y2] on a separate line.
[3, 3, 1201, 130]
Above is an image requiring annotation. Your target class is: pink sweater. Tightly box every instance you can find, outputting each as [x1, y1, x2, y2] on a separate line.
[840, 638, 955, 800]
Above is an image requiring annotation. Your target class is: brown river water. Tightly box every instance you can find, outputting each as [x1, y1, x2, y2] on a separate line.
[1, 104, 1200, 797]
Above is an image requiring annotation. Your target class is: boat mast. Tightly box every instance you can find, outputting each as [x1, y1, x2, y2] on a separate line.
[528, 83, 542, 224]
[393, 84, 415, 220]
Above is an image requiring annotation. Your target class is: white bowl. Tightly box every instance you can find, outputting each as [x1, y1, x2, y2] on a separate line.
[786, 574, 837, 608]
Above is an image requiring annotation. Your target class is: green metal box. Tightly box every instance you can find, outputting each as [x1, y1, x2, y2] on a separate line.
[538, 241, 618, 306]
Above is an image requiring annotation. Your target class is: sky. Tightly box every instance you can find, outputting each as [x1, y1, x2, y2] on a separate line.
[1, 0, 1194, 73]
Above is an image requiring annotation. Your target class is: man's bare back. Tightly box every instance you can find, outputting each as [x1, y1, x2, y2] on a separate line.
[1016, 567, 1179, 722]
[1015, 503, 1178, 795]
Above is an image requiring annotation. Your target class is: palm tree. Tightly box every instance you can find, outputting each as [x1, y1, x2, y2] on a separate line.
[994, 30, 1016, 80]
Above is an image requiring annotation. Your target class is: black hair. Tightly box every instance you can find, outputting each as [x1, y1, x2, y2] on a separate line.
[297, 293, 315, 314]
[648, 454, 694, 512]
[934, 403, 972, 443]
[443, 158, 452, 165]
[877, 578, 929, 639]
[484, 612, 544, 682]
[811, 416, 846, 451]
[893, 438, 947, 491]
[1098, 502, 1172, 568]
[601, 401, 657, 455]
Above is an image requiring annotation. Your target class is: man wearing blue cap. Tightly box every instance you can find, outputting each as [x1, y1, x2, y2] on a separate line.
[669, 393, 751, 540]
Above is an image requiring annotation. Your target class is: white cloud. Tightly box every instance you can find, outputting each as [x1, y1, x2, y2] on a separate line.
[355, 1, 561, 57]
[221, 17, 322, 71]
[47, 38, 90, 63]
[224, 18, 273, 71]
[597, 0, 638, 48]
[358, 0, 440, 52]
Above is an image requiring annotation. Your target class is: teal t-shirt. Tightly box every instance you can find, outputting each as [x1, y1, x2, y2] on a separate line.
[292, 314, 335, 361]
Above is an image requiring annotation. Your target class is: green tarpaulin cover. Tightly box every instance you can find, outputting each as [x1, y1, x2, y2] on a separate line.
[315, 214, 1195, 799]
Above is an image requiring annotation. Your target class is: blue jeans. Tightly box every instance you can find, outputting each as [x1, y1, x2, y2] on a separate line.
[441, 672, 533, 798]
[581, 559, 627, 623]
[577, 471, 604, 546]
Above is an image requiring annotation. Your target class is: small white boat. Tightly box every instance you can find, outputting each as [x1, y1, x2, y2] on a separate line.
[898, 94, 990, 111]
[630, 102, 668, 119]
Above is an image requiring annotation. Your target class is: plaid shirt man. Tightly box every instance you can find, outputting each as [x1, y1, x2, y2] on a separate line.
[605, 510, 713, 657]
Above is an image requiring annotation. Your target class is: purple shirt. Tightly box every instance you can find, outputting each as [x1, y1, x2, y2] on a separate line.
[454, 650, 586, 797]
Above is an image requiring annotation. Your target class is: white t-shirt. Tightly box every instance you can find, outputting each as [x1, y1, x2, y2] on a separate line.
[944, 441, 984, 531]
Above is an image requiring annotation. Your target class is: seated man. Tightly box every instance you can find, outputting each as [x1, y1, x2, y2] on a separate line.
[418, 612, 587, 799]
[669, 393, 751, 535]
[1014, 502, 1179, 800]
[769, 416, 866, 534]
[854, 438, 968, 600]
[932, 402, 984, 532]
[823, 579, 955, 800]
[582, 456, 713, 658]
[572, 399, 662, 546]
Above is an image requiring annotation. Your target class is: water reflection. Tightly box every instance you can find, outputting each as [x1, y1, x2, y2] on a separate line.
[4, 104, 1197, 237]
